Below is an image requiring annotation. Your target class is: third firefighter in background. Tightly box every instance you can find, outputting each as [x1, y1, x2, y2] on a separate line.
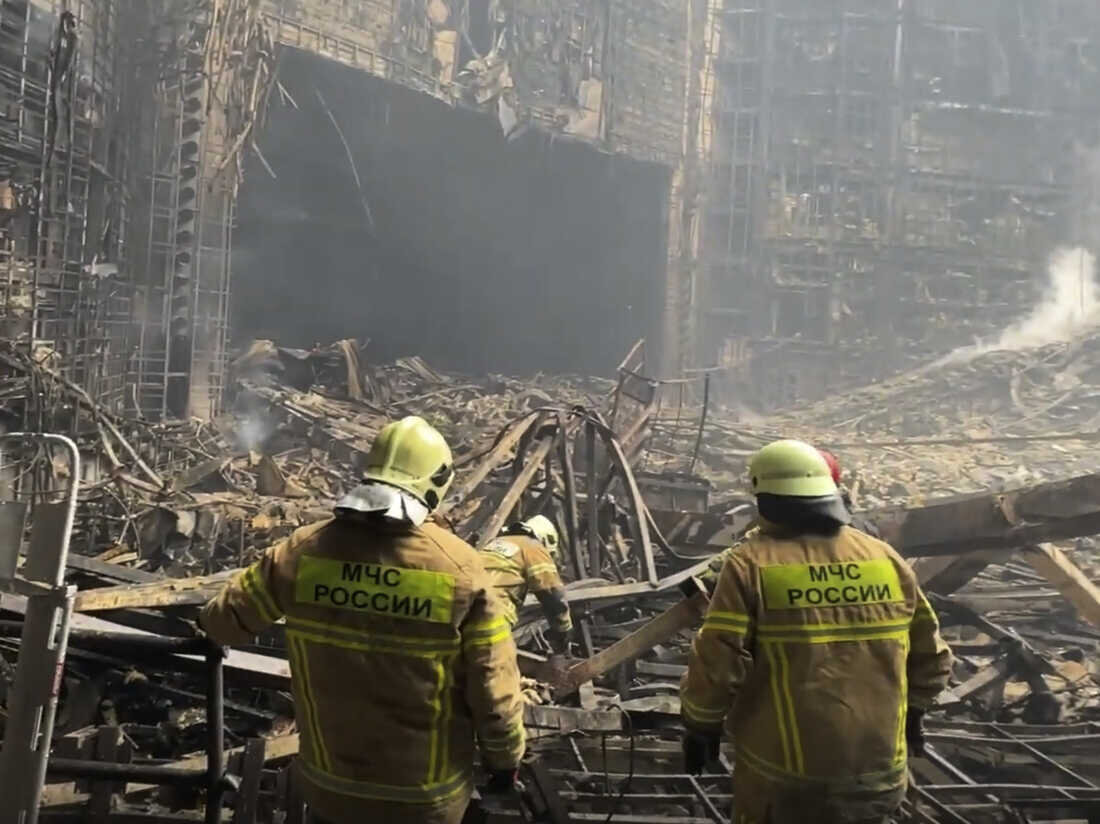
[480, 514, 573, 653]
[681, 439, 952, 824]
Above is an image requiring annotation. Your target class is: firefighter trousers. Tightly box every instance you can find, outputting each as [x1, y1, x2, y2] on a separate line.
[308, 793, 470, 824]
[732, 774, 903, 824]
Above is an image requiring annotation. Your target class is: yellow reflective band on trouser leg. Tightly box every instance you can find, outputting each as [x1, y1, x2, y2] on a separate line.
[288, 635, 331, 771]
[762, 642, 793, 772]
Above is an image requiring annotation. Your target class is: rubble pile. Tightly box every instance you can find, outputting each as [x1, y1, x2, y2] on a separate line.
[2, 337, 1100, 823]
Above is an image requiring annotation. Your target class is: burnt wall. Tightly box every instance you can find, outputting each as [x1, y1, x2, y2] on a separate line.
[233, 49, 668, 376]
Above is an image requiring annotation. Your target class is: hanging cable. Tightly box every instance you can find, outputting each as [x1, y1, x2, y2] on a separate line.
[600, 708, 635, 823]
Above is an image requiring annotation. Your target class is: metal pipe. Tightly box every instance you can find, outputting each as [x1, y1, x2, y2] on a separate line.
[688, 374, 710, 475]
[0, 622, 209, 654]
[205, 643, 227, 824]
[46, 758, 207, 785]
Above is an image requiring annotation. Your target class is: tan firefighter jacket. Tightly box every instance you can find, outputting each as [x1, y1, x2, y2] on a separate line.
[480, 534, 573, 636]
[681, 523, 952, 799]
[200, 517, 526, 818]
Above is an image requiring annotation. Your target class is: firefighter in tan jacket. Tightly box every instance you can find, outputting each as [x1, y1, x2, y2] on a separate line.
[681, 440, 953, 824]
[200, 417, 525, 824]
[481, 515, 573, 653]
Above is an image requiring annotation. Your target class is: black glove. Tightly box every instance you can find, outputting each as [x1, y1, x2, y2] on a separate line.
[906, 707, 926, 757]
[682, 730, 721, 775]
[484, 768, 518, 795]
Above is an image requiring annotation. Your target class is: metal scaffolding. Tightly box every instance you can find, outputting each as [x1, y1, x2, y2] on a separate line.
[0, 0, 130, 420]
[703, 0, 1100, 409]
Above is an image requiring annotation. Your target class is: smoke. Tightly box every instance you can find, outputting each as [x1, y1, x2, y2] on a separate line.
[235, 415, 272, 452]
[934, 247, 1100, 366]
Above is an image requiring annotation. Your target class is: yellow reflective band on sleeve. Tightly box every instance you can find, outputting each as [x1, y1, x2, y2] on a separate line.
[527, 563, 557, 577]
[295, 556, 455, 623]
[553, 611, 574, 633]
[680, 694, 727, 725]
[480, 723, 525, 752]
[462, 617, 511, 649]
[761, 559, 903, 610]
[702, 610, 752, 634]
[241, 564, 280, 624]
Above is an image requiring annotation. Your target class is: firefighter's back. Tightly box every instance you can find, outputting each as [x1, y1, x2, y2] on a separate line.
[732, 526, 920, 792]
[264, 517, 503, 821]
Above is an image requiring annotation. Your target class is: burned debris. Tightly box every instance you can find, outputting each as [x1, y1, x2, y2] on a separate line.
[0, 334, 1098, 823]
[1, 0, 1100, 822]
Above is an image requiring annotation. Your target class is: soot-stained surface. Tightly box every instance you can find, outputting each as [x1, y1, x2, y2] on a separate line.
[234, 49, 668, 376]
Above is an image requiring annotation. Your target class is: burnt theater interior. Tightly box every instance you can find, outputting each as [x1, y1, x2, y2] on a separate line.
[0, 2, 1099, 823]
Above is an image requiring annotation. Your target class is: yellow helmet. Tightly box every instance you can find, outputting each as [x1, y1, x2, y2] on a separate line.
[522, 514, 559, 556]
[749, 439, 838, 498]
[364, 416, 454, 511]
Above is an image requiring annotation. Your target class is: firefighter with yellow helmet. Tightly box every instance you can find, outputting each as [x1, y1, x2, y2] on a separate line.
[200, 416, 525, 824]
[680, 440, 953, 824]
[481, 514, 573, 654]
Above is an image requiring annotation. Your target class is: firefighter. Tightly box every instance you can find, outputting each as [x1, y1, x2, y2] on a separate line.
[701, 447, 873, 595]
[199, 416, 526, 824]
[680, 439, 953, 824]
[481, 515, 573, 654]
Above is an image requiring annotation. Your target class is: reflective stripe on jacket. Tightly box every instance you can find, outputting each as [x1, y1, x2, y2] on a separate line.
[681, 524, 952, 796]
[200, 517, 525, 814]
[480, 535, 573, 635]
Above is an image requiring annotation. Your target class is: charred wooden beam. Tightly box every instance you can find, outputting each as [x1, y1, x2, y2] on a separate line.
[554, 580, 707, 698]
[876, 470, 1100, 558]
[1019, 544, 1100, 629]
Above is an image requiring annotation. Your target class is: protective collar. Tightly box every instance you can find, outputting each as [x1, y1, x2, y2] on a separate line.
[334, 481, 430, 526]
[755, 493, 851, 536]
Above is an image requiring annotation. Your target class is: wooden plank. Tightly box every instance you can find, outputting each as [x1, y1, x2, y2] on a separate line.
[73, 572, 233, 612]
[875, 470, 1100, 558]
[89, 727, 121, 823]
[1, 594, 291, 690]
[478, 430, 558, 546]
[555, 589, 708, 697]
[41, 734, 301, 809]
[437, 413, 538, 516]
[916, 552, 1000, 595]
[950, 657, 1013, 702]
[523, 704, 622, 733]
[232, 738, 267, 824]
[1021, 544, 1100, 628]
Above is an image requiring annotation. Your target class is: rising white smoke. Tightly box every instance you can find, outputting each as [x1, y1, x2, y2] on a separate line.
[934, 246, 1100, 366]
